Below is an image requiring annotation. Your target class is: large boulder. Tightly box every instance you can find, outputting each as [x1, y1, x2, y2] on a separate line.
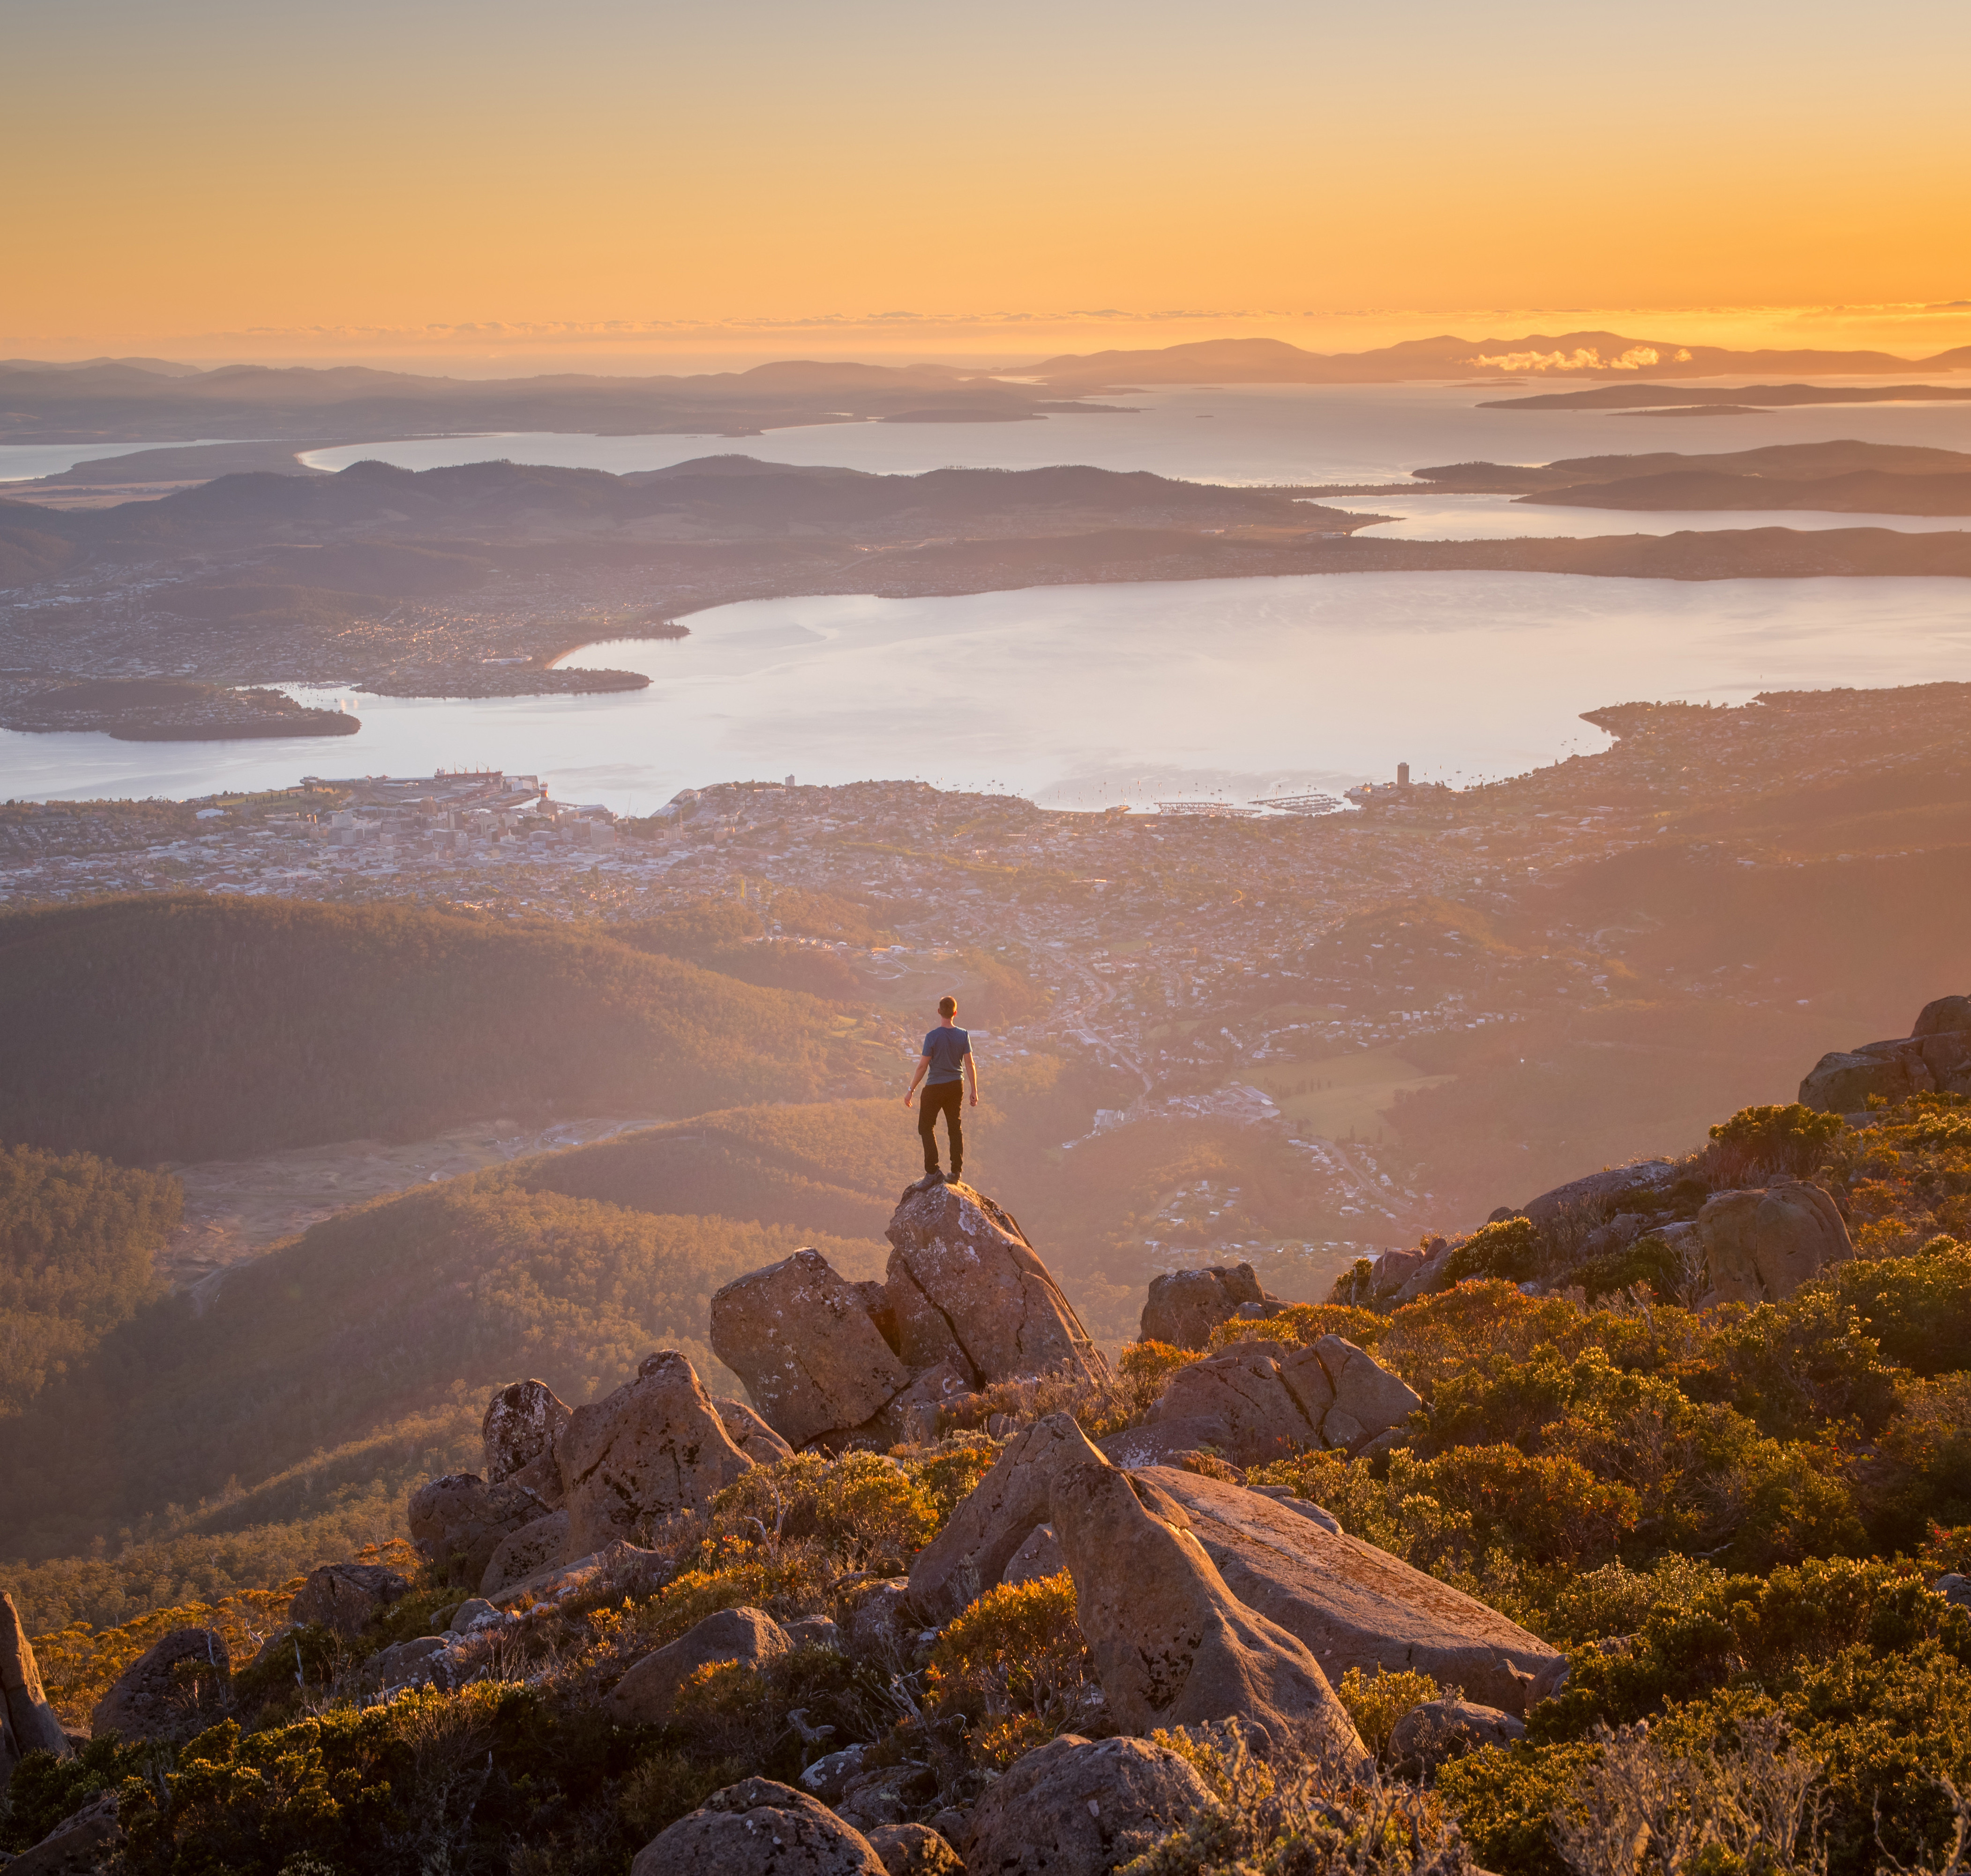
[1109, 1335, 1417, 1466]
[560, 1351, 755, 1557]
[1389, 1697, 1525, 1778]
[1700, 1179, 1854, 1304]
[1132, 1341, 1330, 1466]
[289, 1561, 412, 1636]
[1915, 994, 1971, 1039]
[408, 1475, 550, 1587]
[909, 1416, 1108, 1621]
[838, 1579, 919, 1671]
[7, 1792, 123, 1876]
[1050, 1452, 1370, 1767]
[481, 1510, 570, 1596]
[1314, 1336, 1422, 1448]
[864, 1823, 964, 1876]
[1140, 1263, 1282, 1351]
[1139, 1465, 1566, 1716]
[483, 1379, 571, 1485]
[1, 1591, 69, 1760]
[710, 1250, 911, 1449]
[1799, 1046, 1928, 1113]
[607, 1606, 791, 1726]
[961, 1734, 1214, 1876]
[1518, 1161, 1679, 1231]
[630, 1777, 887, 1876]
[885, 1182, 1108, 1389]
[90, 1628, 229, 1742]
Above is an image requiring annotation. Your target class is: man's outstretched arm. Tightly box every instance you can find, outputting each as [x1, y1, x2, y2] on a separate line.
[903, 1055, 930, 1107]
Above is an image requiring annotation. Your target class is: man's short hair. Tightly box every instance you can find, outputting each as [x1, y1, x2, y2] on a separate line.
[937, 996, 958, 1018]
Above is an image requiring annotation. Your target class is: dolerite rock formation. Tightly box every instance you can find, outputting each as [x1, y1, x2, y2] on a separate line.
[408, 1475, 552, 1587]
[6, 1791, 124, 1876]
[483, 1378, 571, 1486]
[1050, 1455, 1370, 1765]
[914, 1414, 1368, 1763]
[1699, 1178, 1854, 1304]
[1800, 994, 1971, 1112]
[607, 1606, 792, 1725]
[1131, 1466, 1566, 1715]
[290, 1561, 412, 1636]
[630, 1777, 888, 1876]
[711, 1249, 911, 1448]
[886, 1181, 1107, 1388]
[1389, 1697, 1526, 1778]
[710, 1181, 1108, 1450]
[1139, 1261, 1283, 1350]
[961, 1735, 1214, 1876]
[717, 1397, 797, 1464]
[559, 1351, 756, 1557]
[1106, 1333, 1420, 1467]
[864, 1823, 964, 1876]
[481, 1510, 571, 1596]
[1, 1591, 70, 1763]
[91, 1628, 229, 1742]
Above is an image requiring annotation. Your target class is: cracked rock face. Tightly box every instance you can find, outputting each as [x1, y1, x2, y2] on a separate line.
[91, 1628, 229, 1744]
[1050, 1455, 1371, 1766]
[408, 1477, 550, 1588]
[1800, 994, 1971, 1112]
[1700, 1179, 1854, 1304]
[630, 1777, 887, 1876]
[884, 1181, 1108, 1390]
[961, 1735, 1214, 1876]
[1135, 1465, 1566, 1716]
[711, 1250, 911, 1449]
[483, 1378, 571, 1485]
[559, 1351, 755, 1559]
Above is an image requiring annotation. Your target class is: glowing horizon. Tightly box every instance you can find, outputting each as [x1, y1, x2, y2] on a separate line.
[6, 0, 1969, 366]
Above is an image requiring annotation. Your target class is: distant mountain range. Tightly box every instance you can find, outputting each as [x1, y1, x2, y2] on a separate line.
[6, 332, 1969, 444]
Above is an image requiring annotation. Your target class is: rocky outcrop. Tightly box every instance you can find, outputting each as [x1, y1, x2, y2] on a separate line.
[6, 1791, 123, 1876]
[607, 1606, 791, 1726]
[1517, 1160, 1679, 1231]
[1389, 1697, 1525, 1778]
[1049, 1445, 1370, 1764]
[885, 1183, 1108, 1390]
[91, 1628, 229, 1742]
[630, 1777, 887, 1876]
[408, 1475, 551, 1587]
[289, 1560, 412, 1637]
[1140, 1263, 1282, 1351]
[1700, 1179, 1854, 1304]
[1000, 1524, 1065, 1586]
[718, 1397, 796, 1464]
[705, 1184, 1102, 1452]
[865, 1822, 964, 1876]
[1137, 1466, 1566, 1716]
[481, 1510, 571, 1596]
[711, 1251, 913, 1449]
[1800, 994, 1971, 1113]
[839, 1580, 919, 1670]
[961, 1734, 1214, 1876]
[483, 1378, 571, 1485]
[1106, 1334, 1418, 1468]
[910, 1416, 1108, 1621]
[560, 1351, 755, 1558]
[1, 1591, 69, 1761]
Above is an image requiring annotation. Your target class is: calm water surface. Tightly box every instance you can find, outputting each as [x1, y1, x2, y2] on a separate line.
[5, 573, 1968, 810]
[298, 382, 1971, 495]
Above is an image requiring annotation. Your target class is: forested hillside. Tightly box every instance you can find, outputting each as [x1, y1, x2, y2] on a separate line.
[3, 1171, 883, 1613]
[0, 1144, 180, 1416]
[0, 896, 884, 1162]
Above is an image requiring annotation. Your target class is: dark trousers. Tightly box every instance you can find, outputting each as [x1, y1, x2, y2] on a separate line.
[919, 1080, 964, 1176]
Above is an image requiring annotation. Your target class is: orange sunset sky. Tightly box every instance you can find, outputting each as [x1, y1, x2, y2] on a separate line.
[5, 0, 1969, 368]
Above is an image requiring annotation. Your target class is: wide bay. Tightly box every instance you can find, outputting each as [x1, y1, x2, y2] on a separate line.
[5, 572, 1968, 811]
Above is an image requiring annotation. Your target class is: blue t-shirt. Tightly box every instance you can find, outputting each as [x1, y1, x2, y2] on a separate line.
[922, 1025, 972, 1085]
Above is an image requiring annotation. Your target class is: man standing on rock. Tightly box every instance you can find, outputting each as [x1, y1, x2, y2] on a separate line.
[904, 995, 978, 1184]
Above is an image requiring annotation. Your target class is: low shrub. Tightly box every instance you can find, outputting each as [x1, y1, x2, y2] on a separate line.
[925, 1573, 1091, 1767]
